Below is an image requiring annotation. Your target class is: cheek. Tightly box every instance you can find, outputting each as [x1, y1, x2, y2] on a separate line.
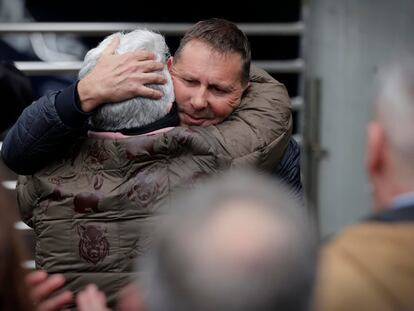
[210, 99, 239, 119]
[172, 80, 189, 103]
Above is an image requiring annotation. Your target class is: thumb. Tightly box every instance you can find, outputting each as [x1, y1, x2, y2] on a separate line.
[102, 36, 120, 56]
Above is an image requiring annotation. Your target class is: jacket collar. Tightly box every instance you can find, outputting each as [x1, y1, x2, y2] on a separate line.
[91, 102, 180, 136]
[366, 204, 414, 223]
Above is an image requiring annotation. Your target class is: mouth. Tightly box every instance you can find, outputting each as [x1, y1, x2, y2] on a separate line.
[179, 112, 210, 126]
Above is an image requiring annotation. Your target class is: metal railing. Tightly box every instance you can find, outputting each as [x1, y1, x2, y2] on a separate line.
[0, 22, 305, 36]
[14, 59, 304, 76]
[3, 22, 304, 75]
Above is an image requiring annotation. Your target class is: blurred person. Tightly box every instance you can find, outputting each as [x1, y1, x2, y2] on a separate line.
[0, 171, 72, 311]
[0, 165, 72, 310]
[0, 171, 73, 311]
[77, 170, 317, 311]
[315, 60, 414, 311]
[138, 170, 315, 311]
[2, 18, 299, 193]
[0, 182, 33, 311]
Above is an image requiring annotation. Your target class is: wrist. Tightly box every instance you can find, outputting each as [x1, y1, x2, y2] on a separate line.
[77, 78, 100, 112]
[55, 83, 91, 129]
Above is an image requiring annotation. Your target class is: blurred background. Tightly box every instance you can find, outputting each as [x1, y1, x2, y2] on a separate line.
[1, 0, 414, 267]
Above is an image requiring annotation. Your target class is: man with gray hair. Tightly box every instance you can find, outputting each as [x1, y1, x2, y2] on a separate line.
[79, 29, 176, 133]
[77, 170, 317, 311]
[315, 60, 414, 311]
[17, 29, 182, 308]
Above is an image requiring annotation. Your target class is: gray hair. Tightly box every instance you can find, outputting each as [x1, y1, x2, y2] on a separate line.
[376, 59, 414, 169]
[138, 170, 317, 311]
[79, 29, 174, 131]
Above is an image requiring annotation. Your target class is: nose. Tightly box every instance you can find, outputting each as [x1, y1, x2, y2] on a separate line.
[190, 86, 208, 110]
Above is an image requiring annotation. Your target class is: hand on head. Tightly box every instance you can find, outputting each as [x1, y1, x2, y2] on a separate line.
[77, 36, 167, 113]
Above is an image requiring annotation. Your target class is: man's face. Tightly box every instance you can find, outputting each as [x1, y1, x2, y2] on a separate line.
[169, 40, 248, 126]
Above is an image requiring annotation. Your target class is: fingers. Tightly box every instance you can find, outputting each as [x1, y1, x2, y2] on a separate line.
[30, 273, 66, 303]
[117, 283, 142, 311]
[77, 284, 109, 311]
[137, 60, 165, 73]
[132, 50, 156, 61]
[37, 291, 73, 311]
[140, 71, 167, 84]
[26, 271, 73, 311]
[25, 270, 48, 287]
[126, 72, 167, 99]
[77, 44, 166, 109]
[102, 36, 120, 56]
[136, 85, 163, 99]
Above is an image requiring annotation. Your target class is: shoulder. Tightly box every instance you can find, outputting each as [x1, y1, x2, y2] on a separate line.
[240, 65, 291, 111]
[316, 222, 414, 311]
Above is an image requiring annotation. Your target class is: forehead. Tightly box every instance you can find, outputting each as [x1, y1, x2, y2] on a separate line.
[174, 40, 243, 86]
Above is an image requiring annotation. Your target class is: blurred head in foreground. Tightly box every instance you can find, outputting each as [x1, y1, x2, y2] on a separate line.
[0, 179, 32, 311]
[132, 170, 317, 311]
[367, 59, 414, 211]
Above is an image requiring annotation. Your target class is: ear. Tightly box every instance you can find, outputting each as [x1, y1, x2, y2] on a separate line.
[167, 57, 174, 71]
[366, 121, 385, 178]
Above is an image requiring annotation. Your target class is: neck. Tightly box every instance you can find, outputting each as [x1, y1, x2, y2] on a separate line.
[373, 176, 414, 211]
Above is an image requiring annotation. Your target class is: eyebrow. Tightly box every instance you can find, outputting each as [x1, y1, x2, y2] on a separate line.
[184, 74, 234, 90]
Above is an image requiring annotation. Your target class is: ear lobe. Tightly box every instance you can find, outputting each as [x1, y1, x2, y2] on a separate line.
[245, 81, 251, 91]
[366, 121, 385, 177]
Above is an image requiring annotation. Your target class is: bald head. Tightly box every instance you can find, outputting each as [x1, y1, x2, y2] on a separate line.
[138, 170, 317, 311]
[367, 60, 414, 209]
[201, 200, 288, 266]
[375, 60, 414, 172]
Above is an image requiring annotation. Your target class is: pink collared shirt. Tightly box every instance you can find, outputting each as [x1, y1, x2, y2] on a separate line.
[88, 127, 174, 139]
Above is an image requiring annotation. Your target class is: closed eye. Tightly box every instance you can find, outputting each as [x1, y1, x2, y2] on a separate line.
[210, 86, 228, 94]
[183, 78, 197, 85]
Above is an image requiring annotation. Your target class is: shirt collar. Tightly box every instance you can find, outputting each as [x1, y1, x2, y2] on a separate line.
[391, 192, 414, 210]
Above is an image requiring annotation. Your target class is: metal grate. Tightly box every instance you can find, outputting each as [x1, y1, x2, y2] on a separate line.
[0, 22, 304, 36]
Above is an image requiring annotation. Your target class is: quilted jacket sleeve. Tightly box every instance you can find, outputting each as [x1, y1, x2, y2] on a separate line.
[15, 175, 37, 227]
[1, 91, 88, 175]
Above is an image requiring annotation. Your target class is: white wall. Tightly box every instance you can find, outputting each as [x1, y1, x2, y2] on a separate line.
[304, 0, 414, 237]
